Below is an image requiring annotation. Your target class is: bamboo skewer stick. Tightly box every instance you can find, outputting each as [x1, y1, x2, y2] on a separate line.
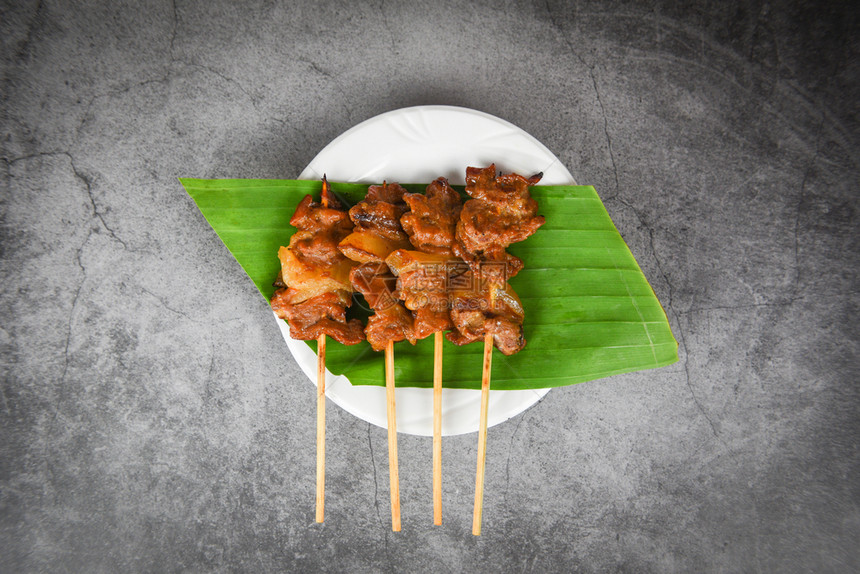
[472, 331, 494, 536]
[315, 334, 326, 523]
[433, 330, 444, 525]
[315, 178, 331, 524]
[385, 340, 402, 531]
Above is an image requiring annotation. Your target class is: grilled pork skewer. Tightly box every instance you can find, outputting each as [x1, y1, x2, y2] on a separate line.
[339, 182, 416, 531]
[386, 177, 463, 524]
[270, 176, 364, 522]
[449, 165, 545, 535]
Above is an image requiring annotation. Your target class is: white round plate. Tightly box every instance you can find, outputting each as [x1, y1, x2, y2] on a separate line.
[280, 105, 575, 436]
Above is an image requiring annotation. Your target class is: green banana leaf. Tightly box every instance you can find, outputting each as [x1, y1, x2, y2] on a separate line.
[180, 178, 678, 390]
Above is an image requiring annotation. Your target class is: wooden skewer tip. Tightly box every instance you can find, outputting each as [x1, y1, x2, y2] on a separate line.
[472, 331, 494, 536]
[433, 331, 443, 526]
[385, 340, 402, 531]
[315, 334, 326, 523]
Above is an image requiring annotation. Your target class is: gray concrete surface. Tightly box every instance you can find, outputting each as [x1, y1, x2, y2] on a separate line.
[2, 0, 858, 572]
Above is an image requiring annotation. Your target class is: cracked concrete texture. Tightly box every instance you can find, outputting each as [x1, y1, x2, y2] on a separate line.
[1, 0, 857, 571]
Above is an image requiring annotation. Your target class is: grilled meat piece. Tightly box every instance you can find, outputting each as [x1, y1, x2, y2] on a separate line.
[446, 281, 526, 356]
[400, 177, 463, 256]
[383, 178, 464, 340]
[289, 186, 352, 233]
[454, 164, 544, 279]
[365, 306, 417, 352]
[386, 249, 454, 339]
[412, 307, 452, 340]
[349, 262, 400, 311]
[339, 182, 412, 262]
[339, 182, 426, 352]
[271, 177, 364, 345]
[350, 262, 416, 351]
[272, 288, 364, 345]
[385, 250, 449, 311]
[448, 165, 544, 354]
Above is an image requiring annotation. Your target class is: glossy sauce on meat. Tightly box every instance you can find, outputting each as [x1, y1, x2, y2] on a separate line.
[272, 289, 364, 345]
[446, 278, 526, 355]
[271, 178, 364, 345]
[350, 262, 416, 351]
[448, 165, 544, 355]
[338, 182, 412, 263]
[383, 178, 464, 339]
[339, 184, 419, 352]
[385, 249, 453, 338]
[453, 164, 544, 279]
[400, 177, 463, 256]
